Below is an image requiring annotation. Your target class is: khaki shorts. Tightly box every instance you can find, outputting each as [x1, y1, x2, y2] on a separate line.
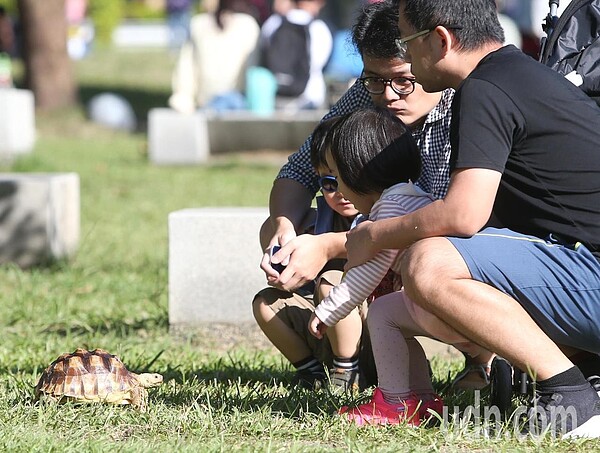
[255, 270, 372, 373]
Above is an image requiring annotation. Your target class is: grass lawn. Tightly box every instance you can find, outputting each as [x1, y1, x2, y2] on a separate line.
[0, 48, 597, 451]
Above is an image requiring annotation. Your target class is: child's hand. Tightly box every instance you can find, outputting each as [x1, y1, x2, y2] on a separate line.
[308, 313, 327, 339]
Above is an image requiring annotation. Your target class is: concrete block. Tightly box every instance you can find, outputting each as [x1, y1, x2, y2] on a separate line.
[207, 110, 326, 154]
[169, 207, 268, 326]
[148, 108, 210, 165]
[112, 20, 169, 48]
[0, 89, 36, 160]
[0, 173, 80, 268]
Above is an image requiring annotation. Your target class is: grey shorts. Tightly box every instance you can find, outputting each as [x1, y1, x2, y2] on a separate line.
[448, 227, 600, 352]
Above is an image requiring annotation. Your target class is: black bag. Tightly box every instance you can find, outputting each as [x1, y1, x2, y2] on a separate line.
[539, 0, 600, 106]
[262, 17, 312, 97]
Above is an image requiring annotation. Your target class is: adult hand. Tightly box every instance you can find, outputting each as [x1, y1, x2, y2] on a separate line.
[267, 234, 330, 291]
[259, 221, 297, 280]
[308, 313, 327, 339]
[345, 219, 378, 270]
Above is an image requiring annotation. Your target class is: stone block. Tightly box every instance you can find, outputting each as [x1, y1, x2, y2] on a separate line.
[148, 108, 210, 164]
[0, 173, 80, 268]
[168, 207, 268, 326]
[206, 110, 326, 154]
[0, 89, 36, 160]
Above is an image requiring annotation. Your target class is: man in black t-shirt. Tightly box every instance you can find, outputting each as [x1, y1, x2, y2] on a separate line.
[344, 0, 600, 437]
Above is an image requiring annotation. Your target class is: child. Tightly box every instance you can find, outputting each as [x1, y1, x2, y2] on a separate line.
[252, 116, 375, 391]
[308, 107, 462, 426]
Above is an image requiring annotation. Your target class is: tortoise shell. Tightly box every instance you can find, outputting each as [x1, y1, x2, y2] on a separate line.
[35, 348, 163, 410]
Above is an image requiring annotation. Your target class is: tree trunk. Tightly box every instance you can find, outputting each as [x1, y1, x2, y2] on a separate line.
[18, 0, 77, 110]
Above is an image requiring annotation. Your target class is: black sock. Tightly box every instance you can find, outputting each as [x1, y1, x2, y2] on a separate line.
[538, 366, 588, 391]
[293, 357, 325, 375]
[573, 352, 600, 379]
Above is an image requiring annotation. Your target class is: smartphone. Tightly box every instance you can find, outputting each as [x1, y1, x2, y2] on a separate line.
[269, 245, 286, 273]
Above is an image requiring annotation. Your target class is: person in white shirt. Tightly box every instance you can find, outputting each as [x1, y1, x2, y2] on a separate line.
[168, 0, 260, 113]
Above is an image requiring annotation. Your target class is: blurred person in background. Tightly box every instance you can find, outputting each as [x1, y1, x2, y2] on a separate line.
[260, 0, 332, 111]
[168, 0, 260, 113]
[271, 0, 293, 16]
[166, 0, 193, 51]
[246, 0, 272, 24]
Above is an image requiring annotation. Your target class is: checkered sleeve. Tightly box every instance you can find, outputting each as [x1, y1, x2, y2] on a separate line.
[276, 81, 374, 194]
[413, 89, 454, 199]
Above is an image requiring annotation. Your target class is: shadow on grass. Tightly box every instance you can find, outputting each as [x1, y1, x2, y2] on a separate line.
[39, 313, 169, 339]
[158, 372, 348, 418]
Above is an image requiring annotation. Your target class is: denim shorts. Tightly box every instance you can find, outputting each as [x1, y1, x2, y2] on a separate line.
[447, 227, 600, 353]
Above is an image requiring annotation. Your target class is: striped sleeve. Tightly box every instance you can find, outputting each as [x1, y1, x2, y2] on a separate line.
[314, 193, 431, 326]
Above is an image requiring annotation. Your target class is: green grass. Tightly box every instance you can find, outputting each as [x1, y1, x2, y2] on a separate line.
[0, 48, 598, 451]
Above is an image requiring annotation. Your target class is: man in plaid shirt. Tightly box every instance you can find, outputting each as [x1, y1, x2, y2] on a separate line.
[260, 39, 453, 291]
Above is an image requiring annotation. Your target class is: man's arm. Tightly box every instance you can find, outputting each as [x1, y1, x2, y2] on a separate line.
[260, 178, 314, 251]
[345, 168, 502, 268]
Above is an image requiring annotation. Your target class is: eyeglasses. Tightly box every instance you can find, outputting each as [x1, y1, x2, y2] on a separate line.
[358, 76, 416, 96]
[318, 175, 338, 193]
[395, 25, 463, 59]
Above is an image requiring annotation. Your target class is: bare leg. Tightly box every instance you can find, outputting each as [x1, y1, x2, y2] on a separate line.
[367, 291, 434, 396]
[401, 237, 573, 380]
[316, 278, 362, 359]
[252, 294, 312, 363]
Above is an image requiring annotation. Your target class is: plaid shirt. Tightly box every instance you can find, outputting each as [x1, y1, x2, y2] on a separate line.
[276, 81, 454, 199]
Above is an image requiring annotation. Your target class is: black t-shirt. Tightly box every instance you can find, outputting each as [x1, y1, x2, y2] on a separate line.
[450, 45, 600, 259]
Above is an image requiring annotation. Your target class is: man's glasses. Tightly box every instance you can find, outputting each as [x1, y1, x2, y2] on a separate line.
[319, 175, 338, 193]
[358, 76, 416, 96]
[395, 25, 463, 60]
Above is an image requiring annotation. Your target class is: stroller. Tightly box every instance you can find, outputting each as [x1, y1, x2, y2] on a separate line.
[488, 0, 600, 417]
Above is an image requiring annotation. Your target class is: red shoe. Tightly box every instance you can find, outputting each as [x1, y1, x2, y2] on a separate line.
[419, 393, 444, 423]
[338, 388, 421, 426]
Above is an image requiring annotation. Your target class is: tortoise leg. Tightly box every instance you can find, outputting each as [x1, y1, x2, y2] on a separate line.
[131, 387, 148, 412]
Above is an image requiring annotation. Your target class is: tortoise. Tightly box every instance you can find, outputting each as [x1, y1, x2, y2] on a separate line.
[35, 348, 163, 411]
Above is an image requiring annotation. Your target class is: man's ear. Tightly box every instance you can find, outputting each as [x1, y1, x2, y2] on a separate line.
[431, 25, 456, 58]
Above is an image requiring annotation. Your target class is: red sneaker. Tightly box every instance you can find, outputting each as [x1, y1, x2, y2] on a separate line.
[338, 388, 421, 426]
[419, 393, 444, 423]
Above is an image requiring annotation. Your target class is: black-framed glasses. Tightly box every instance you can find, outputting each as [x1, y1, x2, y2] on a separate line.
[319, 175, 338, 193]
[359, 76, 416, 96]
[395, 25, 463, 59]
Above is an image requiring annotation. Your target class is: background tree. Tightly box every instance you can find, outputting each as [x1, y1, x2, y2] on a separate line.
[17, 0, 77, 110]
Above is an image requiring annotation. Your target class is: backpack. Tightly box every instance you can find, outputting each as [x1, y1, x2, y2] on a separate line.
[262, 16, 312, 97]
[539, 0, 600, 106]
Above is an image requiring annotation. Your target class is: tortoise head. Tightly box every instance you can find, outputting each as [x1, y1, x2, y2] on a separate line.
[136, 373, 164, 388]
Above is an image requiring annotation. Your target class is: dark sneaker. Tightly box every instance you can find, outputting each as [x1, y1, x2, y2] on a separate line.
[329, 368, 360, 393]
[588, 375, 600, 397]
[522, 382, 600, 439]
[291, 370, 327, 390]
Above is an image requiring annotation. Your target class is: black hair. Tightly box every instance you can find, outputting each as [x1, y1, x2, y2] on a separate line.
[328, 107, 421, 195]
[215, 0, 258, 29]
[400, 0, 504, 50]
[309, 116, 341, 170]
[351, 0, 401, 60]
